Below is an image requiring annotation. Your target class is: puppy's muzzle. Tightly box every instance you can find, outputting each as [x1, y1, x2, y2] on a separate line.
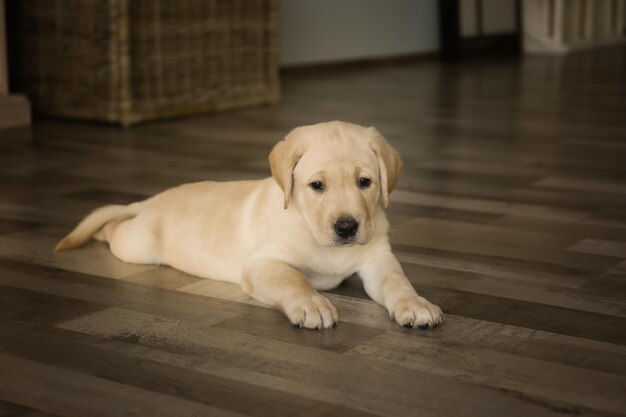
[334, 216, 359, 240]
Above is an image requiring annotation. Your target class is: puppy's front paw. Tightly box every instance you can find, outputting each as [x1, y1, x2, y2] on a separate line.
[283, 293, 338, 330]
[390, 295, 443, 329]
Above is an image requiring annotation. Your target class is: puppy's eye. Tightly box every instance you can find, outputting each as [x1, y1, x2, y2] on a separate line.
[310, 181, 324, 191]
[358, 177, 372, 188]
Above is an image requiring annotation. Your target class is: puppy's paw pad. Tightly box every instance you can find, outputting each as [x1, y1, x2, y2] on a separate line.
[391, 296, 443, 330]
[284, 293, 338, 330]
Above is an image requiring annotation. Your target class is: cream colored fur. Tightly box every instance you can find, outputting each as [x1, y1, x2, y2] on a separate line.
[56, 121, 443, 329]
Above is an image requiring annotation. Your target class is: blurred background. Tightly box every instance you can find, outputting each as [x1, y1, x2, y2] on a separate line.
[1, 0, 624, 128]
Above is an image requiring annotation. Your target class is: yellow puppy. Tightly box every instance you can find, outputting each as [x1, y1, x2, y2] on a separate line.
[56, 121, 443, 329]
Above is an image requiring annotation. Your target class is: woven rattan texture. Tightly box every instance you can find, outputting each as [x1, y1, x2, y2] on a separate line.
[12, 0, 279, 125]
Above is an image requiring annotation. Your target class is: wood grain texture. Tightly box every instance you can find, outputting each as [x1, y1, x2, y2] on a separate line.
[1, 47, 626, 416]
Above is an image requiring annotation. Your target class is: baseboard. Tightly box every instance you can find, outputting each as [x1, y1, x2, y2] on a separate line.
[0, 94, 31, 130]
[280, 51, 438, 75]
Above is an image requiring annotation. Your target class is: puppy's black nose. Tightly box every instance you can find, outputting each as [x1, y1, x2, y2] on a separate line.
[334, 217, 359, 239]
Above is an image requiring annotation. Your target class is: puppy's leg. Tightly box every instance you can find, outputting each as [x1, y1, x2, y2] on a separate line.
[103, 216, 160, 265]
[359, 251, 443, 329]
[241, 259, 338, 329]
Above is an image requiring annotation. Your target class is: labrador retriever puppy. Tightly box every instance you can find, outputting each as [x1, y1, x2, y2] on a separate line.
[55, 121, 443, 329]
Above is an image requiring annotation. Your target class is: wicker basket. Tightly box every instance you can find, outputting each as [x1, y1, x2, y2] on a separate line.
[10, 0, 279, 126]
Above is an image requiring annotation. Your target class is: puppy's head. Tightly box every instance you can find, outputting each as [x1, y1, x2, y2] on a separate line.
[269, 121, 402, 246]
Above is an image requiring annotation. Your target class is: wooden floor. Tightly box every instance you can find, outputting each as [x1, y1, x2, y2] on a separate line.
[1, 47, 626, 417]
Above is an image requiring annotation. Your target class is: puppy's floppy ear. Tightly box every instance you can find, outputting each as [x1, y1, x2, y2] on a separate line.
[269, 129, 307, 209]
[368, 127, 403, 209]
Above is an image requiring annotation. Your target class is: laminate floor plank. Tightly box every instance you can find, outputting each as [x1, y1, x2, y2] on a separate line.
[0, 353, 246, 417]
[17, 320, 600, 417]
[390, 189, 592, 222]
[394, 239, 606, 291]
[535, 177, 626, 195]
[414, 286, 626, 345]
[392, 218, 619, 272]
[569, 239, 626, 259]
[348, 333, 626, 415]
[0, 326, 369, 417]
[394, 248, 594, 288]
[0, 400, 61, 417]
[579, 273, 626, 299]
[64, 188, 149, 205]
[493, 215, 626, 243]
[0, 228, 156, 279]
[0, 217, 42, 235]
[397, 262, 626, 318]
[0, 265, 256, 326]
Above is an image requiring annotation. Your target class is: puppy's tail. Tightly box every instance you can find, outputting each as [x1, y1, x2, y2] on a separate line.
[54, 203, 142, 252]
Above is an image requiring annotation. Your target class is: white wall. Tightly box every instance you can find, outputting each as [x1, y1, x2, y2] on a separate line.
[279, 0, 439, 66]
